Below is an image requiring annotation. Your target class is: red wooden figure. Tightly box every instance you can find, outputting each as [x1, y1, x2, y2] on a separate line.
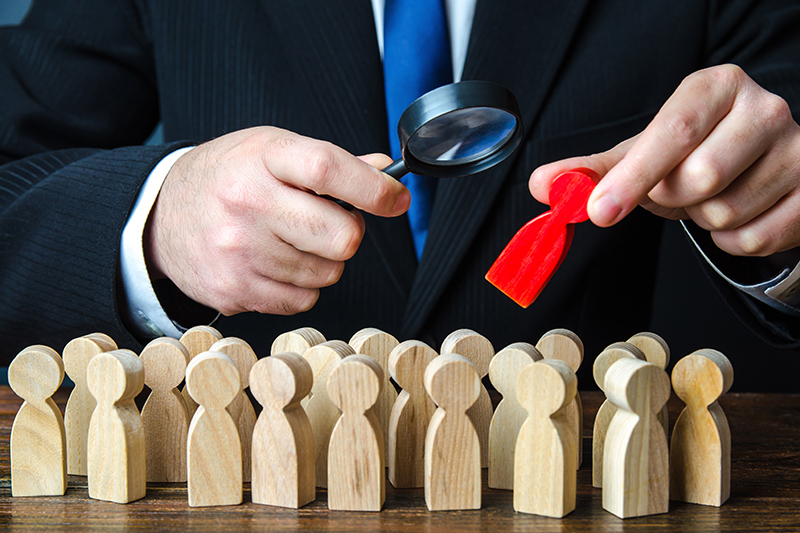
[486, 168, 597, 308]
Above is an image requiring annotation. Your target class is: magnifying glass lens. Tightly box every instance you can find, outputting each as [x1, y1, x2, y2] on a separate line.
[406, 107, 518, 165]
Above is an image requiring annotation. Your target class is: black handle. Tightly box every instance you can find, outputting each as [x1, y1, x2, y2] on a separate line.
[382, 158, 408, 180]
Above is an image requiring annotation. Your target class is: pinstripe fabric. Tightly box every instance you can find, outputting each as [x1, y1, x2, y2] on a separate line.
[2, 0, 800, 369]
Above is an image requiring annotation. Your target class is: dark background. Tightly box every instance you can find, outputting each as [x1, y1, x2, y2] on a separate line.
[1, 1, 798, 392]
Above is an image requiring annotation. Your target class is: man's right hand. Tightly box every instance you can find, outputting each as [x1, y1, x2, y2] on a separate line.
[145, 126, 409, 316]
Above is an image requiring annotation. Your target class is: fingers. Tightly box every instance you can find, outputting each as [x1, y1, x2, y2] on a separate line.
[684, 152, 791, 233]
[215, 276, 321, 317]
[254, 184, 368, 261]
[261, 130, 410, 217]
[587, 65, 745, 227]
[528, 137, 634, 204]
[710, 189, 800, 257]
[188, 214, 348, 315]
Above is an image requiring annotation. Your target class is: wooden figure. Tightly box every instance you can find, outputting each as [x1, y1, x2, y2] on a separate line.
[602, 358, 670, 519]
[271, 327, 326, 356]
[387, 340, 438, 488]
[487, 342, 542, 490]
[536, 328, 584, 468]
[486, 168, 598, 307]
[349, 327, 399, 462]
[303, 340, 355, 488]
[210, 337, 258, 482]
[592, 342, 646, 488]
[670, 349, 734, 507]
[250, 351, 315, 509]
[86, 349, 146, 504]
[186, 351, 242, 507]
[179, 325, 223, 418]
[424, 353, 481, 511]
[440, 328, 494, 467]
[9, 345, 67, 497]
[628, 332, 671, 436]
[514, 359, 577, 517]
[63, 332, 117, 476]
[327, 355, 386, 511]
[139, 338, 191, 482]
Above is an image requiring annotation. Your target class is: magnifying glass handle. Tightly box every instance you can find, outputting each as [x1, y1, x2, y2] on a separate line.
[382, 159, 408, 180]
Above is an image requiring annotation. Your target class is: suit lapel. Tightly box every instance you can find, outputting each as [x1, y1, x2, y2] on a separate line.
[261, 0, 418, 298]
[401, 0, 592, 338]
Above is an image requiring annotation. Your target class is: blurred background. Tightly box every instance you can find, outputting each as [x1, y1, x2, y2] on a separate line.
[2, 0, 799, 392]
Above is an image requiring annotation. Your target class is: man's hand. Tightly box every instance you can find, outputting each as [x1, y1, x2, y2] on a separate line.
[530, 64, 800, 257]
[145, 126, 409, 316]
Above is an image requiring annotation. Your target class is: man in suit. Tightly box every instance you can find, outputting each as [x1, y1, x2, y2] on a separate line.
[2, 0, 800, 376]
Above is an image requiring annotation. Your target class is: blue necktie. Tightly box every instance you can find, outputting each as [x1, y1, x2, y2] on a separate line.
[383, 0, 452, 260]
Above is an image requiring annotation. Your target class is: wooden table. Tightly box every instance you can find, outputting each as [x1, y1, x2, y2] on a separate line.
[2, 387, 799, 531]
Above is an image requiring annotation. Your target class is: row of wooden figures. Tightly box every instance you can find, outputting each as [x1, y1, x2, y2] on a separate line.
[8, 326, 733, 518]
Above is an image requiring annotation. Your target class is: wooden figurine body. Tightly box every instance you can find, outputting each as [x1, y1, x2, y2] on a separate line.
[536, 329, 583, 468]
[303, 340, 354, 488]
[486, 169, 597, 307]
[86, 349, 146, 504]
[350, 328, 399, 462]
[514, 359, 577, 517]
[9, 345, 67, 497]
[140, 338, 190, 482]
[179, 326, 223, 418]
[271, 327, 326, 356]
[440, 329, 494, 467]
[211, 337, 258, 482]
[670, 349, 733, 507]
[186, 351, 242, 507]
[327, 355, 385, 511]
[592, 342, 645, 488]
[424, 353, 481, 511]
[602, 358, 670, 518]
[628, 332, 671, 436]
[487, 342, 541, 490]
[387, 340, 438, 488]
[63, 333, 117, 476]
[250, 351, 315, 508]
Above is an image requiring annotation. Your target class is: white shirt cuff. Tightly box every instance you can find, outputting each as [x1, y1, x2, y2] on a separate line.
[682, 220, 800, 316]
[120, 146, 195, 338]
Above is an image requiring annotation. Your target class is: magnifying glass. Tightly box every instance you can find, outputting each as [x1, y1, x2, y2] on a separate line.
[382, 80, 523, 179]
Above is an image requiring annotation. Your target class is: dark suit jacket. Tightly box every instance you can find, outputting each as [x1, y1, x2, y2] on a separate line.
[2, 0, 800, 373]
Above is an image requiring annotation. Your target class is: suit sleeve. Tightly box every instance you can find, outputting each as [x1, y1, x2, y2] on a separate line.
[0, 0, 174, 361]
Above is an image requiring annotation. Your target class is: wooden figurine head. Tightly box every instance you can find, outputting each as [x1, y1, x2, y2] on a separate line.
[140, 337, 190, 392]
[605, 358, 670, 417]
[536, 329, 583, 372]
[250, 352, 313, 410]
[328, 355, 383, 415]
[424, 353, 480, 412]
[9, 345, 64, 406]
[517, 359, 576, 416]
[672, 349, 733, 408]
[87, 350, 144, 406]
[186, 352, 240, 411]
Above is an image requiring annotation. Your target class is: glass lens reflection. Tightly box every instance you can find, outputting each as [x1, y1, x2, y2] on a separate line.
[406, 107, 517, 165]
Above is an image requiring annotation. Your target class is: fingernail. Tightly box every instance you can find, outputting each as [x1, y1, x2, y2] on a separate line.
[592, 193, 623, 226]
[392, 190, 411, 215]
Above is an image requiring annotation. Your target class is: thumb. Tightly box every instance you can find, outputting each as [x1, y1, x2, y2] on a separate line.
[528, 135, 637, 206]
[358, 152, 395, 171]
